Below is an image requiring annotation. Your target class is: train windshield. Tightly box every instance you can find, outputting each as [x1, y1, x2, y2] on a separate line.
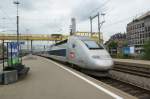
[83, 40, 104, 50]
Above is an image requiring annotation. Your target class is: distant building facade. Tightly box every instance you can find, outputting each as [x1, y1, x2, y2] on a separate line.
[127, 11, 150, 53]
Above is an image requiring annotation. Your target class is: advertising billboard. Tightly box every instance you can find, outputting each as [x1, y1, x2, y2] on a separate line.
[8, 42, 20, 66]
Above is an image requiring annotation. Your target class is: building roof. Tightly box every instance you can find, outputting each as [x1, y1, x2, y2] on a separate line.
[137, 11, 150, 20]
[128, 11, 150, 25]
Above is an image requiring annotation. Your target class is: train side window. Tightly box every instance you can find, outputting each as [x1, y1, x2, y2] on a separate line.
[72, 44, 76, 48]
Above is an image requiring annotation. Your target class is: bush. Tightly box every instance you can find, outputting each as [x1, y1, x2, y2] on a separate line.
[111, 53, 132, 59]
[143, 40, 150, 60]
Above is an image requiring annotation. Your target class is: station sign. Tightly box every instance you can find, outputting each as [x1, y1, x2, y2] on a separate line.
[123, 46, 135, 55]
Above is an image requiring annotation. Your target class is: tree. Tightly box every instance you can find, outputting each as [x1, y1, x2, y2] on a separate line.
[143, 40, 150, 60]
[0, 44, 7, 59]
[122, 41, 128, 47]
[107, 41, 118, 55]
[108, 41, 118, 49]
[0, 44, 2, 54]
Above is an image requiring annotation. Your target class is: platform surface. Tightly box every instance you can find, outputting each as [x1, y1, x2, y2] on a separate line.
[114, 58, 150, 66]
[0, 55, 136, 99]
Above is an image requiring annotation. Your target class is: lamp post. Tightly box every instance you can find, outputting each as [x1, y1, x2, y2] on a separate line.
[13, 1, 20, 43]
[13, 0, 20, 63]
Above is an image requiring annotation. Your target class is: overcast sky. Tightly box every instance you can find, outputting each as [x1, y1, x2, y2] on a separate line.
[0, 0, 150, 42]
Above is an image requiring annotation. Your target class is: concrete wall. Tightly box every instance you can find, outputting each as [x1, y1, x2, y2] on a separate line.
[3, 70, 18, 85]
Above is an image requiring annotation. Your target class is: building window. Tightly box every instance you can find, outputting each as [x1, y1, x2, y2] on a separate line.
[138, 24, 140, 28]
[145, 27, 148, 32]
[140, 40, 142, 44]
[140, 34, 142, 38]
[142, 23, 144, 27]
[143, 39, 145, 44]
[148, 27, 150, 31]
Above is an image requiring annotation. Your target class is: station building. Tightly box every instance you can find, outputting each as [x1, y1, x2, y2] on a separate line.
[127, 11, 150, 53]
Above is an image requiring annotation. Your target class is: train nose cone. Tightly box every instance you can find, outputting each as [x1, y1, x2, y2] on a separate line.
[92, 59, 114, 70]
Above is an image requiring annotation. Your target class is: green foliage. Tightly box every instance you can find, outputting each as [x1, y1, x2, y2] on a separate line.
[0, 44, 6, 54]
[111, 53, 132, 59]
[143, 40, 150, 60]
[0, 44, 2, 55]
[0, 44, 7, 58]
[108, 41, 118, 49]
[122, 41, 128, 47]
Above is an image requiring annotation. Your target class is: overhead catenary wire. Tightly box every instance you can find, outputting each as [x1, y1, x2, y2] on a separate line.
[102, 11, 147, 29]
[89, 0, 110, 15]
[0, 6, 17, 33]
[0, 6, 16, 25]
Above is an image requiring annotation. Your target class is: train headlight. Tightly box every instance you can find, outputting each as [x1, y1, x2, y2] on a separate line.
[92, 55, 101, 59]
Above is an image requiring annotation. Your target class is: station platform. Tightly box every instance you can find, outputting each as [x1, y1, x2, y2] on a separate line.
[113, 58, 150, 66]
[0, 55, 136, 99]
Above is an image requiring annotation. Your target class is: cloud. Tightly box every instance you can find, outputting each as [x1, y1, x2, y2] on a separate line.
[20, 0, 35, 10]
[71, 0, 106, 21]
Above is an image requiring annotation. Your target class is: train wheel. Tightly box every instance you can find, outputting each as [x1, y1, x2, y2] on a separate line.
[70, 64, 75, 68]
[76, 66, 81, 71]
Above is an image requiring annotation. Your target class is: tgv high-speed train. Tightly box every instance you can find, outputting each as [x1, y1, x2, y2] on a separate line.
[47, 36, 113, 76]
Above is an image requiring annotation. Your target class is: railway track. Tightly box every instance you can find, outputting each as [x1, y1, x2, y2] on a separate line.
[39, 54, 150, 99]
[113, 62, 150, 78]
[97, 77, 150, 99]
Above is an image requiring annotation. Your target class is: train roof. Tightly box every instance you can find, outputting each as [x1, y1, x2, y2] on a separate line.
[51, 36, 91, 47]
